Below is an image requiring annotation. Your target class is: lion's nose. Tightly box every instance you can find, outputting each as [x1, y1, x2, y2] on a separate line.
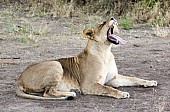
[110, 17, 116, 21]
[110, 17, 114, 20]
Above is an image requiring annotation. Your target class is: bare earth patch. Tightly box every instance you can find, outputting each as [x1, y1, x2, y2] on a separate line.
[0, 7, 170, 112]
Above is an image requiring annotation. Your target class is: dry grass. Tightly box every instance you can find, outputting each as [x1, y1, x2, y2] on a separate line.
[153, 25, 170, 38]
[0, 0, 169, 42]
[0, 2, 97, 43]
[1, 0, 169, 26]
[0, 4, 50, 43]
[126, 1, 170, 26]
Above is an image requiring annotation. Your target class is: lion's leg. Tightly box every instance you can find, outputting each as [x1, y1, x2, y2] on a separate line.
[82, 83, 130, 99]
[43, 86, 76, 98]
[106, 74, 157, 87]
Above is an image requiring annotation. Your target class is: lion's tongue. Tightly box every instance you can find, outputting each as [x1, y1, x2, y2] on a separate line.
[108, 34, 127, 45]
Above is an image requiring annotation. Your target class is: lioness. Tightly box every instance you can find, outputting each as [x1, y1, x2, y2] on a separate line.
[16, 17, 157, 100]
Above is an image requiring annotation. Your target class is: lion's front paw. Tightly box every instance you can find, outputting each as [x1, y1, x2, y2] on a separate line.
[143, 80, 158, 87]
[116, 91, 130, 99]
[71, 92, 77, 97]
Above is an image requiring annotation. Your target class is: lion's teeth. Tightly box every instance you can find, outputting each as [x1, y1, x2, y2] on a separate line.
[116, 40, 119, 43]
[109, 20, 114, 27]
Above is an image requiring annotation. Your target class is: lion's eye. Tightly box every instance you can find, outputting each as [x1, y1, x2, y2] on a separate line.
[101, 21, 106, 25]
[102, 21, 106, 24]
[99, 21, 106, 27]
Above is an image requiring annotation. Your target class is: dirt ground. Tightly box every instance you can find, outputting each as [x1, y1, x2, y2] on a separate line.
[0, 5, 170, 112]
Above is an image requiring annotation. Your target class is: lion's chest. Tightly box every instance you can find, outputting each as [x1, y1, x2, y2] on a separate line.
[104, 56, 118, 84]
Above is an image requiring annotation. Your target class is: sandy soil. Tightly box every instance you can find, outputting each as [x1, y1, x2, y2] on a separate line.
[0, 5, 170, 112]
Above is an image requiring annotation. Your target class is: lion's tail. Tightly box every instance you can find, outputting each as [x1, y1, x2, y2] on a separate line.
[15, 81, 74, 100]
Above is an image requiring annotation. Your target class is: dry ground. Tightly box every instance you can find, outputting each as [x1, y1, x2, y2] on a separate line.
[0, 5, 170, 112]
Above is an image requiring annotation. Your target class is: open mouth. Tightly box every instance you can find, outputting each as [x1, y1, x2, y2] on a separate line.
[107, 27, 126, 45]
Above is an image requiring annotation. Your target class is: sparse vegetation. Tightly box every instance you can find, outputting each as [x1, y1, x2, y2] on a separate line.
[1, 0, 169, 27]
[18, 36, 29, 43]
[119, 16, 133, 30]
[1, 6, 49, 43]
[153, 25, 169, 38]
[0, 0, 169, 45]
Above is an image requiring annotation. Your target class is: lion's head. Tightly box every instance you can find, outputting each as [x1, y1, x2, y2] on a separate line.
[83, 17, 126, 45]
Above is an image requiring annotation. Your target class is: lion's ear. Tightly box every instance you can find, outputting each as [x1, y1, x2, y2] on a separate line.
[82, 28, 94, 39]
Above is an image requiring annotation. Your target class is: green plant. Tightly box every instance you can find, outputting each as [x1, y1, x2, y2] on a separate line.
[18, 36, 29, 43]
[119, 16, 133, 30]
[141, 0, 157, 9]
[5, 20, 15, 34]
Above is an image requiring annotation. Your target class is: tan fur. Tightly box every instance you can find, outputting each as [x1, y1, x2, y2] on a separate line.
[16, 17, 157, 100]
